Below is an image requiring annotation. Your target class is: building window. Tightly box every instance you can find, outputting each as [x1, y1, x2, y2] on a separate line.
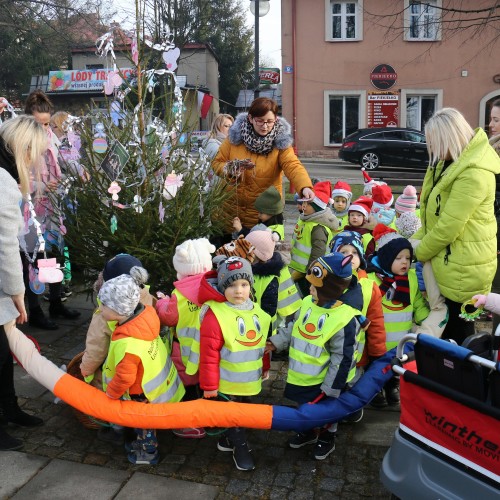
[406, 95, 436, 130]
[325, 1, 363, 41]
[405, 1, 441, 41]
[324, 91, 365, 145]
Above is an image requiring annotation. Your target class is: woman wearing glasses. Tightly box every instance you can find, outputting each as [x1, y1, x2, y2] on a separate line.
[212, 98, 313, 236]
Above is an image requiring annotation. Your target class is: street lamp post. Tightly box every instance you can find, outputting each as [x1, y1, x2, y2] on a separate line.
[250, 1, 270, 100]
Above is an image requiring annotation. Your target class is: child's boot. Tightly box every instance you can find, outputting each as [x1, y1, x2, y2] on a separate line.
[288, 429, 318, 448]
[313, 431, 336, 460]
[369, 389, 388, 409]
[0, 396, 43, 427]
[385, 376, 400, 406]
[227, 427, 255, 471]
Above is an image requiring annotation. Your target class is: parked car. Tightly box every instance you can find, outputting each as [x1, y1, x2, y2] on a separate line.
[339, 127, 430, 170]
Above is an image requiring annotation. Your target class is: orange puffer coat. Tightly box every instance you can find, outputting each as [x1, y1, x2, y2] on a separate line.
[212, 113, 312, 229]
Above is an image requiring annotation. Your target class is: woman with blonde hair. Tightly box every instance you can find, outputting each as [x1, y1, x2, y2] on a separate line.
[413, 108, 500, 343]
[202, 113, 234, 160]
[0, 115, 47, 450]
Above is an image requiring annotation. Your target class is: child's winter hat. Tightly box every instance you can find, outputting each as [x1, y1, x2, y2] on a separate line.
[395, 185, 418, 214]
[349, 195, 373, 219]
[98, 266, 148, 317]
[308, 180, 333, 211]
[373, 224, 413, 272]
[332, 181, 352, 202]
[395, 212, 422, 239]
[306, 252, 353, 305]
[173, 238, 216, 280]
[361, 168, 376, 195]
[245, 228, 278, 262]
[372, 184, 394, 209]
[215, 235, 256, 263]
[254, 186, 284, 215]
[330, 231, 367, 270]
[216, 256, 254, 293]
[103, 253, 143, 282]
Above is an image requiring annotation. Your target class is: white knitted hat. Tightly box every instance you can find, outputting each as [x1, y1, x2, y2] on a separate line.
[173, 238, 216, 280]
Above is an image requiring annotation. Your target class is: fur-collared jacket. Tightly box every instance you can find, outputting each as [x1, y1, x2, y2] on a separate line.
[212, 113, 312, 229]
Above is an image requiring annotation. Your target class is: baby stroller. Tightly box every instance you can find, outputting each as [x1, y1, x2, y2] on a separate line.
[380, 331, 500, 499]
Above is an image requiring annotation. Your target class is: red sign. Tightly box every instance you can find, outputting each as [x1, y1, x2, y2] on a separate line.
[370, 64, 397, 90]
[367, 92, 399, 128]
[259, 68, 280, 84]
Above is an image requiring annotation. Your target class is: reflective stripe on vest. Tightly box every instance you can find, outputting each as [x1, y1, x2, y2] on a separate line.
[370, 271, 419, 350]
[207, 301, 271, 396]
[354, 276, 373, 363]
[287, 296, 360, 387]
[290, 219, 334, 273]
[172, 289, 201, 375]
[277, 267, 302, 317]
[103, 335, 185, 403]
[253, 274, 277, 337]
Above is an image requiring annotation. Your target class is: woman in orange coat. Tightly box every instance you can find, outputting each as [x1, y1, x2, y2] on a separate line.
[212, 98, 313, 236]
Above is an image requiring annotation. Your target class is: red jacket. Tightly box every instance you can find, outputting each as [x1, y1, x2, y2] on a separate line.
[199, 308, 225, 392]
[105, 305, 160, 399]
[357, 269, 387, 367]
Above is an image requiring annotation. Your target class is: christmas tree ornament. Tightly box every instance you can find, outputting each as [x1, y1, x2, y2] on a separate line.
[159, 201, 165, 223]
[110, 215, 118, 234]
[93, 123, 108, 153]
[163, 47, 180, 71]
[162, 170, 184, 200]
[103, 70, 123, 95]
[133, 195, 143, 213]
[108, 181, 121, 201]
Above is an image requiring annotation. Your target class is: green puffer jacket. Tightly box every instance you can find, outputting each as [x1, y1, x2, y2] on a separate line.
[414, 128, 500, 303]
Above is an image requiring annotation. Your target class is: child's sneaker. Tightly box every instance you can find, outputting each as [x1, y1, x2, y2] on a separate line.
[127, 448, 159, 465]
[233, 443, 255, 471]
[341, 408, 364, 423]
[288, 430, 318, 449]
[172, 427, 206, 439]
[217, 435, 233, 452]
[313, 433, 336, 460]
[127, 430, 158, 454]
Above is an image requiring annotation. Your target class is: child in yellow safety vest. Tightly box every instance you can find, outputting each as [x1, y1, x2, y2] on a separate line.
[232, 185, 285, 241]
[245, 226, 302, 378]
[99, 266, 185, 465]
[290, 180, 339, 297]
[367, 224, 430, 409]
[155, 237, 217, 440]
[331, 180, 352, 233]
[267, 252, 369, 461]
[344, 195, 376, 258]
[199, 256, 271, 471]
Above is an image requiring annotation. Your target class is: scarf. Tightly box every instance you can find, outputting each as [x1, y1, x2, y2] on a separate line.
[0, 135, 19, 182]
[378, 274, 411, 307]
[240, 115, 282, 155]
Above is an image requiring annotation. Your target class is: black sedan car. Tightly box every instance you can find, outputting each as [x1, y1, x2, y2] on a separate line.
[338, 127, 429, 170]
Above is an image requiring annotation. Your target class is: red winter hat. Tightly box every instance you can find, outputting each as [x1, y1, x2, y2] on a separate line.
[373, 224, 400, 247]
[311, 181, 333, 209]
[372, 184, 394, 208]
[349, 195, 373, 219]
[332, 181, 352, 202]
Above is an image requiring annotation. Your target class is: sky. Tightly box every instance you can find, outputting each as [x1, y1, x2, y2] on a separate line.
[111, 0, 282, 68]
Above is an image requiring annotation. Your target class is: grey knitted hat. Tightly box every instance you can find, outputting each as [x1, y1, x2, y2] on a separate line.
[98, 266, 148, 317]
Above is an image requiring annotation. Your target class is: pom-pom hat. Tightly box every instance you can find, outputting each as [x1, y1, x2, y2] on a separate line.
[395, 185, 418, 213]
[216, 256, 254, 293]
[103, 254, 142, 282]
[373, 224, 413, 273]
[372, 184, 394, 208]
[349, 195, 373, 219]
[332, 181, 352, 202]
[254, 186, 284, 215]
[395, 212, 422, 239]
[173, 238, 216, 280]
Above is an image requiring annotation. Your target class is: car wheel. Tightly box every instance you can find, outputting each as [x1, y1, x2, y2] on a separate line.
[360, 152, 380, 170]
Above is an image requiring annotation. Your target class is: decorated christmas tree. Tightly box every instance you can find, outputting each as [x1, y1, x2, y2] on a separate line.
[53, 15, 227, 292]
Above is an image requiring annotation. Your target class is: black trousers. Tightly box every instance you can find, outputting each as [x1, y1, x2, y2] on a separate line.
[441, 298, 475, 345]
[0, 327, 15, 400]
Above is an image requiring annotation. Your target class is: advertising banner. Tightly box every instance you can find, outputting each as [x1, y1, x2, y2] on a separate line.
[400, 374, 500, 481]
[259, 68, 280, 85]
[48, 69, 134, 92]
[367, 92, 399, 128]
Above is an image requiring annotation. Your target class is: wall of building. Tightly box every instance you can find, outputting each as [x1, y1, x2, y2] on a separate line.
[281, 0, 500, 157]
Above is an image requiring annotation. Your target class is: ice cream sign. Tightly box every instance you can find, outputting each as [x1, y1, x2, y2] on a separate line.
[48, 68, 134, 92]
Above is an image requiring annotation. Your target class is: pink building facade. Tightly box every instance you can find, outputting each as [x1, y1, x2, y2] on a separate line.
[281, 0, 500, 157]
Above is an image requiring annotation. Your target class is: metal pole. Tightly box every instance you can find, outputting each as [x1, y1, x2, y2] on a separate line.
[254, 1, 260, 100]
